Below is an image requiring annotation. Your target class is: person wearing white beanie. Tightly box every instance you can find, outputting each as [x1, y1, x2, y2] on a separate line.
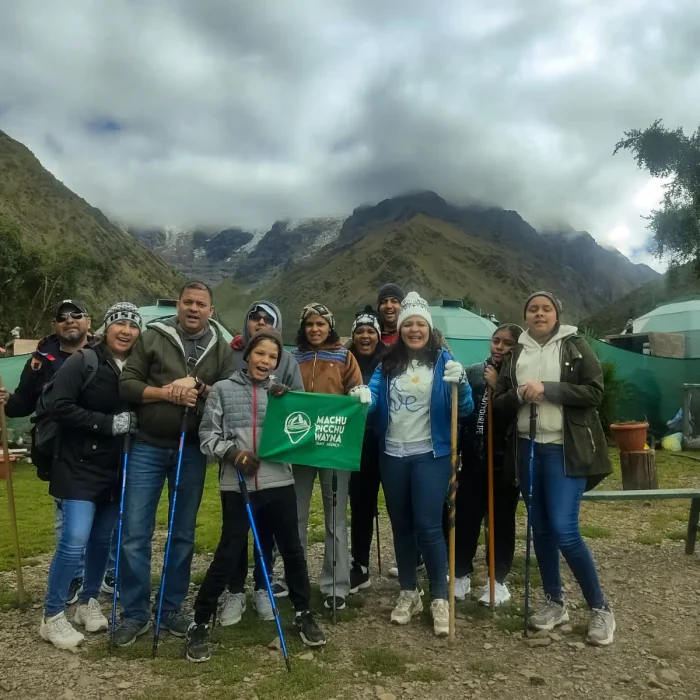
[351, 291, 474, 636]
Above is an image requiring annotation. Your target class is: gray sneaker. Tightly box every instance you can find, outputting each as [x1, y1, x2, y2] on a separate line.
[528, 597, 569, 631]
[219, 592, 246, 627]
[159, 610, 192, 637]
[112, 618, 151, 647]
[253, 589, 275, 621]
[587, 607, 616, 646]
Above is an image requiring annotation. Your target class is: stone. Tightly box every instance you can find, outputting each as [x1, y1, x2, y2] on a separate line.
[559, 624, 573, 633]
[77, 675, 92, 688]
[520, 670, 545, 685]
[116, 682, 132, 690]
[549, 633, 563, 642]
[60, 692, 76, 700]
[103, 672, 116, 679]
[567, 642, 586, 650]
[377, 695, 396, 700]
[526, 637, 552, 648]
[268, 637, 281, 650]
[659, 669, 681, 684]
[299, 652, 314, 661]
[647, 675, 667, 690]
[483, 643, 494, 650]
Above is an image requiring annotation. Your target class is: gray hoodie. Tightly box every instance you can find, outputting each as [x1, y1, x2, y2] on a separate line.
[231, 300, 304, 392]
[199, 370, 294, 492]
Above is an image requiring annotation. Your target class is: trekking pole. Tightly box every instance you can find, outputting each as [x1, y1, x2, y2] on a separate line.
[523, 403, 537, 637]
[487, 388, 496, 611]
[0, 382, 25, 606]
[331, 469, 338, 625]
[375, 510, 382, 576]
[153, 408, 189, 658]
[110, 434, 131, 650]
[448, 386, 458, 647]
[237, 469, 291, 672]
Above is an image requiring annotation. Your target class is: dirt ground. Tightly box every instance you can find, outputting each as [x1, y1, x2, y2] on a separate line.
[2, 501, 700, 700]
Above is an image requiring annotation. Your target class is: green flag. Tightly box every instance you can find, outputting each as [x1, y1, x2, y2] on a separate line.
[258, 391, 368, 471]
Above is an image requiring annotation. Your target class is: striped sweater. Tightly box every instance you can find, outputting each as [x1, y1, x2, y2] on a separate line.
[291, 343, 363, 395]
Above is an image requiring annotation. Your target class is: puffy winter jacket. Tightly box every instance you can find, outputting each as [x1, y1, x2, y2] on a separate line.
[199, 371, 294, 493]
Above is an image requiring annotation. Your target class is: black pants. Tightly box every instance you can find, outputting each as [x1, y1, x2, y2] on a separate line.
[349, 438, 381, 569]
[443, 468, 520, 583]
[194, 486, 311, 624]
[227, 531, 275, 593]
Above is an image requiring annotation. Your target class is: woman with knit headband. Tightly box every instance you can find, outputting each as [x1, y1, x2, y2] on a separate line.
[357, 292, 473, 636]
[493, 291, 615, 647]
[291, 302, 363, 612]
[39, 303, 142, 650]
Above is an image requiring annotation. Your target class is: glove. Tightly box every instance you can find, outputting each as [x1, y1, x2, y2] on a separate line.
[269, 383, 290, 398]
[224, 447, 261, 475]
[349, 385, 371, 404]
[111, 411, 138, 436]
[443, 360, 466, 384]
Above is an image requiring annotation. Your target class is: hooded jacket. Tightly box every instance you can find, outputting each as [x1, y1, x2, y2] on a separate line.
[292, 342, 362, 395]
[120, 316, 235, 448]
[230, 301, 304, 392]
[199, 370, 294, 493]
[493, 326, 611, 490]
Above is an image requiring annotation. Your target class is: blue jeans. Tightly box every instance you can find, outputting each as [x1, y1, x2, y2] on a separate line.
[54, 499, 85, 580]
[119, 441, 207, 623]
[380, 452, 451, 599]
[45, 500, 118, 616]
[519, 441, 605, 609]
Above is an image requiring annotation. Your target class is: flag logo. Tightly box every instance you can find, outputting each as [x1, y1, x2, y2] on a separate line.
[284, 411, 312, 444]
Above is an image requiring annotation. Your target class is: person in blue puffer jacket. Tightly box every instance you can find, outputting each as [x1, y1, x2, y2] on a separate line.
[351, 292, 473, 637]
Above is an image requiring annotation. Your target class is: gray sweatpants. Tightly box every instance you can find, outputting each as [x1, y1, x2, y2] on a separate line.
[292, 465, 350, 599]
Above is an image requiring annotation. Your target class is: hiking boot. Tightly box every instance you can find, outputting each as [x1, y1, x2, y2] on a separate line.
[528, 597, 569, 631]
[454, 575, 471, 601]
[349, 563, 371, 595]
[100, 573, 116, 595]
[185, 623, 211, 663]
[390, 590, 423, 625]
[388, 562, 426, 578]
[253, 589, 275, 621]
[159, 610, 192, 637]
[219, 592, 246, 627]
[478, 582, 511, 607]
[272, 579, 289, 598]
[587, 606, 616, 646]
[67, 577, 83, 605]
[74, 597, 109, 633]
[112, 618, 151, 647]
[431, 598, 449, 637]
[40, 612, 85, 650]
[294, 611, 326, 647]
[323, 596, 346, 611]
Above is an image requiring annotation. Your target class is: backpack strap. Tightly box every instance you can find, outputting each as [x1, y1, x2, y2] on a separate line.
[78, 348, 100, 391]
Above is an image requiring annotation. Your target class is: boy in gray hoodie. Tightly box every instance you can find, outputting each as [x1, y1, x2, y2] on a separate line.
[186, 329, 325, 663]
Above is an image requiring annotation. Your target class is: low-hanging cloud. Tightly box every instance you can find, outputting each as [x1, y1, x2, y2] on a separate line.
[1, 0, 699, 268]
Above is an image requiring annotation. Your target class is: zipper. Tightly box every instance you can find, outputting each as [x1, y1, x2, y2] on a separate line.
[310, 353, 318, 392]
[253, 383, 259, 491]
[429, 358, 437, 458]
[586, 425, 596, 452]
[559, 341, 568, 475]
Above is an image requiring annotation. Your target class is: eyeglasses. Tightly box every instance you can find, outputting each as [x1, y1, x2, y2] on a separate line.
[56, 312, 88, 322]
[249, 312, 273, 324]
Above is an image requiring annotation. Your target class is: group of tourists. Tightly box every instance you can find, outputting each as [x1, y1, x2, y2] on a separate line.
[0, 280, 616, 665]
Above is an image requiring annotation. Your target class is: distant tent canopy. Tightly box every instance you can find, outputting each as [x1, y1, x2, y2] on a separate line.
[429, 300, 498, 340]
[633, 299, 700, 358]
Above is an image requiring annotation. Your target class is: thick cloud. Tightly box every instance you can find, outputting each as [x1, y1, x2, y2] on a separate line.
[1, 0, 699, 268]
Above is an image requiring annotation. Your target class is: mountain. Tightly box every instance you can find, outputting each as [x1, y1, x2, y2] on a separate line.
[582, 262, 700, 335]
[0, 129, 182, 338]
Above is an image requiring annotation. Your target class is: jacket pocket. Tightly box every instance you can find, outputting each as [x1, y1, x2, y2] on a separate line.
[568, 415, 595, 469]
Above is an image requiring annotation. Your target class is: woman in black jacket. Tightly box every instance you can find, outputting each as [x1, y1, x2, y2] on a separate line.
[40, 303, 142, 651]
[347, 307, 385, 594]
[450, 324, 522, 606]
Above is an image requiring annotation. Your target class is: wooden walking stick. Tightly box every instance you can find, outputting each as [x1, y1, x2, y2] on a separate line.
[0, 375, 26, 606]
[448, 386, 459, 647]
[487, 388, 496, 611]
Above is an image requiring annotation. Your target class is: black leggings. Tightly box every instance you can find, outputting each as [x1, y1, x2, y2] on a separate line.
[349, 438, 382, 569]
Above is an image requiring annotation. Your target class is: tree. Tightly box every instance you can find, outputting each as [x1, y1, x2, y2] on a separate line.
[614, 120, 700, 268]
[461, 293, 476, 311]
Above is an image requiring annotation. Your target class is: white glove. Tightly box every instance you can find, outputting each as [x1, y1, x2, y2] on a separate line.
[111, 411, 138, 435]
[443, 360, 466, 384]
[349, 385, 371, 404]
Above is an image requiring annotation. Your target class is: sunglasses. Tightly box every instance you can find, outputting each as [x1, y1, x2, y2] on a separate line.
[250, 311, 274, 324]
[56, 311, 88, 322]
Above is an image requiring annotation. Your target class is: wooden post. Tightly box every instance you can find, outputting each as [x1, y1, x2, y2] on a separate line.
[620, 450, 658, 490]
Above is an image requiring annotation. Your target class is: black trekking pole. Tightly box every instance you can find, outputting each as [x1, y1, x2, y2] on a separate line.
[523, 403, 537, 637]
[332, 469, 338, 625]
[153, 408, 189, 658]
[110, 434, 131, 650]
[237, 470, 291, 672]
[375, 510, 382, 576]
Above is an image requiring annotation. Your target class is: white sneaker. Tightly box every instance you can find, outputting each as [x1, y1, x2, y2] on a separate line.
[74, 597, 109, 633]
[253, 588, 275, 621]
[40, 612, 85, 649]
[454, 575, 471, 601]
[390, 590, 423, 625]
[431, 598, 449, 637]
[388, 563, 426, 579]
[219, 592, 246, 627]
[478, 582, 511, 607]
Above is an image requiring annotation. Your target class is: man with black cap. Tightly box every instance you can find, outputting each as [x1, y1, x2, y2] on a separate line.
[0, 298, 92, 604]
[376, 283, 405, 346]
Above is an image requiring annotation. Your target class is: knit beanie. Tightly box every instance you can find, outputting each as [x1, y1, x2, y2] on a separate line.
[351, 305, 381, 337]
[377, 283, 406, 307]
[243, 328, 284, 368]
[397, 292, 433, 330]
[523, 291, 563, 320]
[300, 302, 335, 330]
[104, 302, 142, 331]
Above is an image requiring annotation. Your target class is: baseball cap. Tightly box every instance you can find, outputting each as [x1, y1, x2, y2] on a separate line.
[54, 299, 89, 319]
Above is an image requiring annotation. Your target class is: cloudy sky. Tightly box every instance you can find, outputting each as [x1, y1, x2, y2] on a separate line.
[1, 0, 699, 269]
